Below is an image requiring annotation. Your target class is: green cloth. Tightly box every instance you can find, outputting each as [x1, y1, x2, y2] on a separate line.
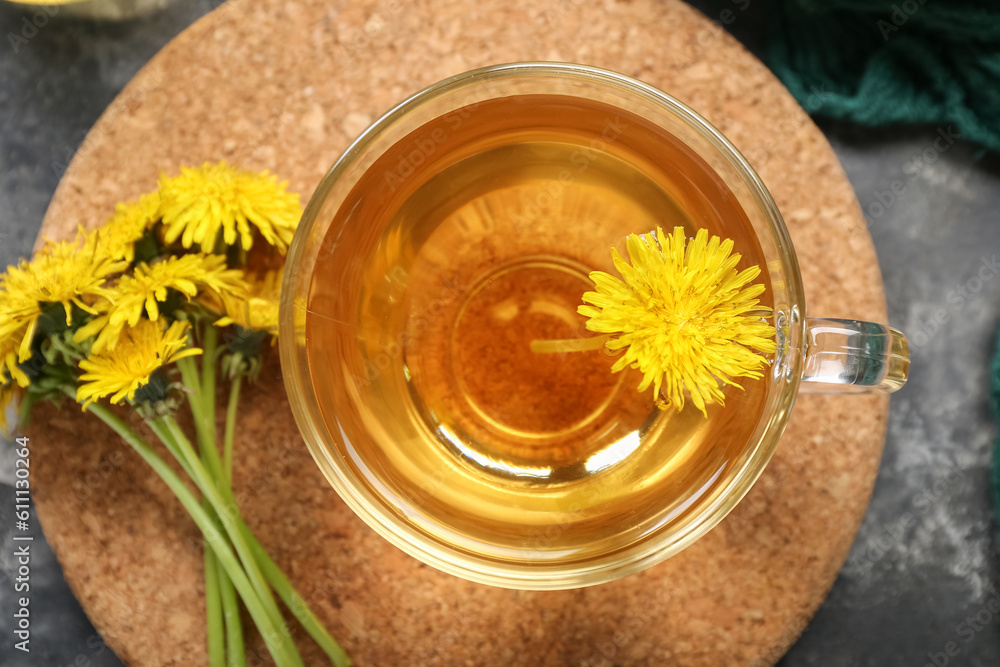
[768, 0, 1000, 152]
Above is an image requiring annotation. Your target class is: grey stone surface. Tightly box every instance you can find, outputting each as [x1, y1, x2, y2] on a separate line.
[780, 122, 1000, 667]
[0, 1, 998, 666]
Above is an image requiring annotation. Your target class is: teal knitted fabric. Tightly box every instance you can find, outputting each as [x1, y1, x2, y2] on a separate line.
[768, 0, 1000, 152]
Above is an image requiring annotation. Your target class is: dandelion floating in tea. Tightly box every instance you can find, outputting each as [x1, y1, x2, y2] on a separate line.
[533, 226, 776, 415]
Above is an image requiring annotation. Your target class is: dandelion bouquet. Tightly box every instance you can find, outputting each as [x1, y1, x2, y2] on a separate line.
[0, 162, 349, 667]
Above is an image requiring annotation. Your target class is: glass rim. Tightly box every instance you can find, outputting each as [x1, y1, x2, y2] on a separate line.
[278, 61, 807, 589]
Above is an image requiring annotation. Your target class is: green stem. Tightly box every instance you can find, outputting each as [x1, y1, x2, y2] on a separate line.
[221, 369, 350, 667]
[81, 400, 298, 667]
[202, 325, 218, 431]
[196, 327, 228, 667]
[188, 330, 242, 667]
[149, 416, 303, 667]
[210, 351, 242, 667]
[205, 542, 226, 667]
[177, 356, 216, 470]
[217, 556, 246, 667]
[241, 523, 352, 667]
[177, 353, 224, 492]
[529, 334, 610, 354]
[223, 374, 242, 487]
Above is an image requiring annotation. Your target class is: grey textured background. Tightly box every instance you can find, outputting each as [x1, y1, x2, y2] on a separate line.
[1, 1, 999, 665]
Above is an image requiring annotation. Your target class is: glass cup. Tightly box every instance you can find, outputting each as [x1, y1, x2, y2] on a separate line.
[279, 63, 909, 590]
[6, 0, 173, 20]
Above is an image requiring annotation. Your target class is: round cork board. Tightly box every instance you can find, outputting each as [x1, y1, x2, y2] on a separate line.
[28, 0, 891, 665]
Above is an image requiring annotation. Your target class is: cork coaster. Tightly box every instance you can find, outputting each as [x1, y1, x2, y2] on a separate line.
[27, 0, 890, 664]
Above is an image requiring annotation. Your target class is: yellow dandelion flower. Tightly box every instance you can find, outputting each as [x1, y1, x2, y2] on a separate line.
[0, 318, 30, 388]
[76, 319, 201, 408]
[0, 236, 127, 363]
[578, 226, 777, 416]
[88, 191, 161, 263]
[0, 383, 17, 439]
[158, 162, 301, 254]
[74, 253, 248, 354]
[213, 268, 282, 336]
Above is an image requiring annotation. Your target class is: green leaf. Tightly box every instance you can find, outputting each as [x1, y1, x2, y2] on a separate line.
[131, 230, 162, 266]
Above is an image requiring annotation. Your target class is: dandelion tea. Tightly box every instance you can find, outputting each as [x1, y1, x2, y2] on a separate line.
[305, 94, 773, 563]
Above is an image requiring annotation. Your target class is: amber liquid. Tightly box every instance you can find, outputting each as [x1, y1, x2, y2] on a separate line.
[306, 95, 773, 564]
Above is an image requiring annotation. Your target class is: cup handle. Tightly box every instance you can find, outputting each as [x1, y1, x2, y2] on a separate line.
[798, 318, 909, 394]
